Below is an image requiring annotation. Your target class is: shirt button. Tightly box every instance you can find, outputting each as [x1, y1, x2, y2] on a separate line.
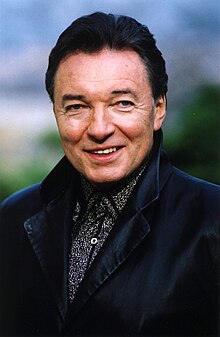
[91, 237, 98, 245]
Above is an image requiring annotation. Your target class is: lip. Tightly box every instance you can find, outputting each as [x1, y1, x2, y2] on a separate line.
[84, 146, 124, 162]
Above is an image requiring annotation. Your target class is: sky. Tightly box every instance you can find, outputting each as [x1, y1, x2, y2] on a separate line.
[0, 0, 219, 95]
[0, 0, 219, 137]
[0, 0, 219, 50]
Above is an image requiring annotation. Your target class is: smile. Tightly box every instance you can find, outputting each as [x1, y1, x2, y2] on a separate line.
[91, 147, 117, 155]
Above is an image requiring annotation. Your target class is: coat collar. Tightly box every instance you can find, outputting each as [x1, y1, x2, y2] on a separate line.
[24, 129, 172, 328]
[24, 157, 80, 321]
[134, 130, 172, 211]
[24, 181, 74, 322]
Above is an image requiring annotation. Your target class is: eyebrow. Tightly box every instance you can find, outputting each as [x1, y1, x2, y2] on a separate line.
[110, 89, 138, 99]
[61, 89, 138, 105]
[62, 94, 86, 105]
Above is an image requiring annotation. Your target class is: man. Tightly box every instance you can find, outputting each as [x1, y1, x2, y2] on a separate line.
[0, 12, 219, 337]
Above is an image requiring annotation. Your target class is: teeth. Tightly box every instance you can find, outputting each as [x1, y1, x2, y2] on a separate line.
[92, 147, 117, 155]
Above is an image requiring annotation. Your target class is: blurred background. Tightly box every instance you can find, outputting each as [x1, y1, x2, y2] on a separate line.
[0, 0, 220, 202]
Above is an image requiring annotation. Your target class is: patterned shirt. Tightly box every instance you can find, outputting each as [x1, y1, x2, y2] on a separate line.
[68, 164, 146, 302]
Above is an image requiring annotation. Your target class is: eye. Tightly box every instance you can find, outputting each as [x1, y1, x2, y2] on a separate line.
[65, 104, 83, 111]
[64, 104, 90, 114]
[118, 100, 133, 107]
[114, 100, 134, 111]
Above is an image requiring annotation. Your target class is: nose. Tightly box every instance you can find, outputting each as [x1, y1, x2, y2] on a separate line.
[87, 108, 115, 142]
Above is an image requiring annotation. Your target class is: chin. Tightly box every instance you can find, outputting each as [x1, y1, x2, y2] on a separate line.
[85, 168, 123, 182]
[87, 173, 128, 192]
[89, 176, 119, 185]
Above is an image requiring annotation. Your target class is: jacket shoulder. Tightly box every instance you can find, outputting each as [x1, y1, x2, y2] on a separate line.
[171, 167, 220, 192]
[0, 184, 42, 225]
[1, 183, 40, 207]
[169, 167, 220, 210]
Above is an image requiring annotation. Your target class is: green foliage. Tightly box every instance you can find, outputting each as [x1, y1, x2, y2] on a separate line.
[0, 162, 51, 202]
[0, 129, 63, 203]
[164, 84, 220, 184]
[39, 129, 61, 149]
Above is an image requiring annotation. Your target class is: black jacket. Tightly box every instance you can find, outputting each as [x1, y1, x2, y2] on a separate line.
[0, 132, 219, 336]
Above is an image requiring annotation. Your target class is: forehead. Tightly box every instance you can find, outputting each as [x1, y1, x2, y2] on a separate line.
[55, 48, 149, 88]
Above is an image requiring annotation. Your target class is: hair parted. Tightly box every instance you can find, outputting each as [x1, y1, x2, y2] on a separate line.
[45, 12, 168, 102]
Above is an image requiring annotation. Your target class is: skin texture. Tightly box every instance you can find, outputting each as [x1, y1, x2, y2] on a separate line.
[53, 48, 166, 191]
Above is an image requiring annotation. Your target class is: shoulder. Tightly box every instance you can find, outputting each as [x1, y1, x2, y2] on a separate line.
[167, 167, 220, 218]
[159, 149, 219, 205]
[169, 166, 220, 197]
[0, 183, 42, 226]
[1, 183, 41, 208]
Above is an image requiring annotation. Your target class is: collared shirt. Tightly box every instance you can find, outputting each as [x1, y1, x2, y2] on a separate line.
[68, 163, 147, 302]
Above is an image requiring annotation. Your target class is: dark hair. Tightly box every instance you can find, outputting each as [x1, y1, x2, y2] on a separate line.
[45, 12, 168, 102]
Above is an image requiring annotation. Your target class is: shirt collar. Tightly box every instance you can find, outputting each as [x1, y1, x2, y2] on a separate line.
[80, 158, 147, 214]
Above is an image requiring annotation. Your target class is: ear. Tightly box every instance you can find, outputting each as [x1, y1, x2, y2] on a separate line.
[153, 95, 166, 131]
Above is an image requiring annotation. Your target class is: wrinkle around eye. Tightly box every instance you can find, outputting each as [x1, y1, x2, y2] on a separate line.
[64, 104, 90, 115]
[113, 100, 135, 112]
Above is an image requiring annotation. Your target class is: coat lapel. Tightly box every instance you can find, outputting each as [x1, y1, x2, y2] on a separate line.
[23, 188, 72, 321]
[23, 158, 79, 321]
[64, 206, 151, 327]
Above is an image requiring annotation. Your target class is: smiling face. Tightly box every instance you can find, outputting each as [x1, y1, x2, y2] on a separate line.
[53, 48, 166, 190]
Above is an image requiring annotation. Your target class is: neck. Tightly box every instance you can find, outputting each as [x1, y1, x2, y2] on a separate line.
[82, 159, 150, 197]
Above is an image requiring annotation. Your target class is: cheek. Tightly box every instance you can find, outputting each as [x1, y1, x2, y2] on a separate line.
[122, 115, 153, 141]
[57, 120, 83, 145]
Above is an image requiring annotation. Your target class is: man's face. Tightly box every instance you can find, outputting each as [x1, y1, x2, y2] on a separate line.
[53, 48, 166, 190]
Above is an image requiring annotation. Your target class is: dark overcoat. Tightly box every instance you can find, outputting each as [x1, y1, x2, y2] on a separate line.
[0, 132, 219, 336]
